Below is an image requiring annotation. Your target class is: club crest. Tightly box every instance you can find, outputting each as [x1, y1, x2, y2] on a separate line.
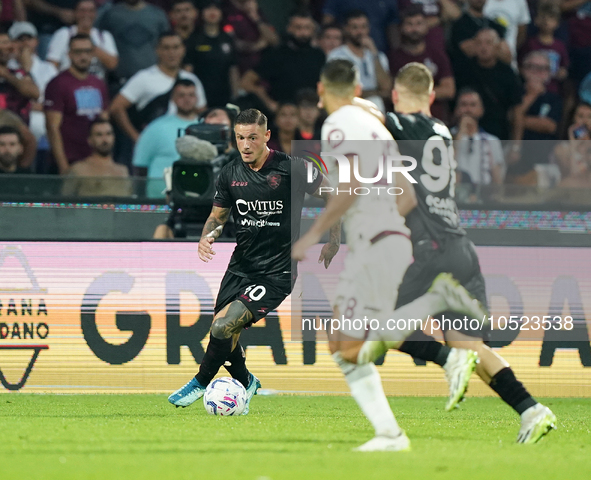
[267, 174, 281, 189]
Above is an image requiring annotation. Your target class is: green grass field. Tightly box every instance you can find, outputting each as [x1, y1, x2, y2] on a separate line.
[1, 395, 589, 480]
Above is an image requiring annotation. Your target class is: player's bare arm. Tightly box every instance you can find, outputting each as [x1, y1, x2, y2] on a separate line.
[198, 206, 231, 263]
[309, 174, 342, 268]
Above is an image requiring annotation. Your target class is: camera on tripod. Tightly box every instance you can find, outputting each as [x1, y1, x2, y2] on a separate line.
[167, 123, 234, 238]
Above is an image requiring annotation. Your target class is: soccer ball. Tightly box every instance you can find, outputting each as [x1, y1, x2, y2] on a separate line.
[203, 377, 247, 416]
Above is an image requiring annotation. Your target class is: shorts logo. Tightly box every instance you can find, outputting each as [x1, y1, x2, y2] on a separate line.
[267, 174, 281, 189]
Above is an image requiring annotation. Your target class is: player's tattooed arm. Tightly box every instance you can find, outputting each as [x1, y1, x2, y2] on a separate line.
[311, 175, 341, 268]
[198, 206, 231, 262]
[210, 301, 254, 339]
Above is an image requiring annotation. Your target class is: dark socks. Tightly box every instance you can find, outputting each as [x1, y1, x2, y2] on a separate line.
[224, 342, 251, 389]
[398, 330, 451, 366]
[489, 367, 537, 415]
[195, 336, 233, 386]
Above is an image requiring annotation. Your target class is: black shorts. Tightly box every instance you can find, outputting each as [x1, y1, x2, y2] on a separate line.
[215, 271, 292, 327]
[396, 235, 489, 339]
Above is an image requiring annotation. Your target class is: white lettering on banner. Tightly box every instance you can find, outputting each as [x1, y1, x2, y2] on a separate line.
[235, 199, 283, 216]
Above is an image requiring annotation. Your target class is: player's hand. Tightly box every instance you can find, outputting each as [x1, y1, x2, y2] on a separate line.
[361, 36, 378, 55]
[291, 230, 322, 262]
[198, 236, 216, 262]
[318, 242, 339, 269]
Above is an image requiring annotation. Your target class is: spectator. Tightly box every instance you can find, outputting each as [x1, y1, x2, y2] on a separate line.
[97, 0, 169, 84]
[397, 0, 462, 48]
[553, 102, 591, 186]
[7, 22, 58, 153]
[0, 109, 37, 171]
[46, 0, 119, 81]
[267, 102, 298, 154]
[44, 34, 109, 174]
[183, 0, 239, 108]
[454, 28, 522, 139]
[241, 11, 324, 114]
[296, 88, 321, 141]
[519, 2, 569, 94]
[224, 0, 280, 73]
[0, 1, 26, 28]
[562, 0, 591, 84]
[452, 88, 505, 185]
[27, 0, 77, 59]
[327, 10, 391, 113]
[388, 6, 455, 123]
[110, 32, 207, 144]
[322, 0, 400, 53]
[0, 31, 40, 126]
[0, 126, 28, 174]
[449, 0, 512, 70]
[132, 79, 200, 197]
[484, 0, 531, 60]
[317, 23, 343, 56]
[62, 119, 130, 196]
[169, 0, 198, 43]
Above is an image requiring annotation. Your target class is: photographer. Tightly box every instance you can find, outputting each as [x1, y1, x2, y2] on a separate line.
[153, 107, 238, 239]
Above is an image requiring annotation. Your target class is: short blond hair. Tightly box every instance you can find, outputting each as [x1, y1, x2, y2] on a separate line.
[395, 62, 434, 100]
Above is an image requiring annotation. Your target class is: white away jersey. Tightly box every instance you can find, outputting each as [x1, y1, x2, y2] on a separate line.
[321, 105, 410, 247]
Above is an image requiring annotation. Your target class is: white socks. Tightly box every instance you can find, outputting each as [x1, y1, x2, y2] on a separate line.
[333, 352, 401, 438]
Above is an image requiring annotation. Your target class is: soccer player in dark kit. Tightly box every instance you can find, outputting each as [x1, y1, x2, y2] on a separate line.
[168, 108, 340, 414]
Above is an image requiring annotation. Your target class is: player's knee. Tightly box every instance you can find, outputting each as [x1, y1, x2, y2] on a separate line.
[211, 319, 232, 340]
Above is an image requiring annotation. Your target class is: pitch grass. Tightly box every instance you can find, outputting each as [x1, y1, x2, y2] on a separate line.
[1, 396, 590, 480]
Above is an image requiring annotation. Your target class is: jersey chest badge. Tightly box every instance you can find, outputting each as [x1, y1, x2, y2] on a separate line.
[267, 173, 282, 189]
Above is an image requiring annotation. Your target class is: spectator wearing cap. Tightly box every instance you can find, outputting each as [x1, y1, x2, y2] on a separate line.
[241, 11, 324, 114]
[0, 30, 40, 126]
[182, 0, 240, 108]
[327, 10, 391, 113]
[97, 0, 169, 84]
[26, 0, 77, 59]
[46, 0, 118, 81]
[452, 88, 505, 186]
[44, 34, 109, 174]
[8, 21, 58, 172]
[110, 32, 207, 146]
[322, 0, 400, 53]
[448, 0, 512, 72]
[132, 79, 200, 197]
[388, 6, 455, 124]
[224, 0, 280, 73]
[317, 23, 343, 56]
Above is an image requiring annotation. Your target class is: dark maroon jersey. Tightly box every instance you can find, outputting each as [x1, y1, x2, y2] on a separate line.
[0, 68, 32, 123]
[214, 150, 322, 283]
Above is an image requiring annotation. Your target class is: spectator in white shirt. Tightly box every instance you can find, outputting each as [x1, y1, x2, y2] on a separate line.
[8, 21, 58, 164]
[452, 88, 505, 185]
[46, 0, 118, 80]
[109, 31, 207, 144]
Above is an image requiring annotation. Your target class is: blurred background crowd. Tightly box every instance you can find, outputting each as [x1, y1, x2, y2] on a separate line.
[0, 0, 590, 197]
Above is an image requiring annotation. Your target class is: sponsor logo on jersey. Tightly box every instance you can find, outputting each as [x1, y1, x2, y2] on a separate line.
[235, 199, 284, 216]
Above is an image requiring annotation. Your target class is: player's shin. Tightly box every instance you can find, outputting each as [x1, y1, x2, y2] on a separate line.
[223, 342, 250, 389]
[332, 352, 402, 439]
[195, 336, 233, 386]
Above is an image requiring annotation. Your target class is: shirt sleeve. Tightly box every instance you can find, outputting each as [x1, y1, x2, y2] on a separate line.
[191, 73, 208, 109]
[119, 71, 145, 104]
[378, 52, 390, 73]
[102, 31, 119, 57]
[489, 136, 505, 166]
[132, 123, 156, 168]
[213, 166, 233, 208]
[43, 77, 64, 112]
[46, 28, 68, 65]
[518, 0, 531, 25]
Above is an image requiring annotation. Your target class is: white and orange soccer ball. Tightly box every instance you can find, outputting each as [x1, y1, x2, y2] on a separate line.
[203, 377, 247, 416]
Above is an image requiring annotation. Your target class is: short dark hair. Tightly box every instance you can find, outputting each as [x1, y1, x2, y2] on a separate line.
[296, 88, 319, 107]
[400, 4, 425, 23]
[171, 0, 196, 9]
[288, 9, 314, 23]
[88, 119, 113, 135]
[75, 0, 96, 8]
[320, 23, 342, 37]
[158, 31, 181, 45]
[0, 125, 22, 143]
[344, 9, 368, 24]
[537, 2, 561, 20]
[457, 87, 483, 102]
[69, 33, 93, 47]
[235, 109, 267, 129]
[172, 78, 197, 91]
[320, 59, 358, 96]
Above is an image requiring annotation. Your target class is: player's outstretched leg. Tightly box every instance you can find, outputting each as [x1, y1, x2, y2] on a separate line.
[442, 347, 479, 411]
[223, 341, 261, 415]
[445, 330, 556, 443]
[168, 301, 252, 408]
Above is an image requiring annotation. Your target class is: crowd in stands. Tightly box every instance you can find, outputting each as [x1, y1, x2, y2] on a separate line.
[0, 0, 590, 196]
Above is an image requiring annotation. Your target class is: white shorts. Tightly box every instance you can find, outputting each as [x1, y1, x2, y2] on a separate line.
[333, 233, 413, 340]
